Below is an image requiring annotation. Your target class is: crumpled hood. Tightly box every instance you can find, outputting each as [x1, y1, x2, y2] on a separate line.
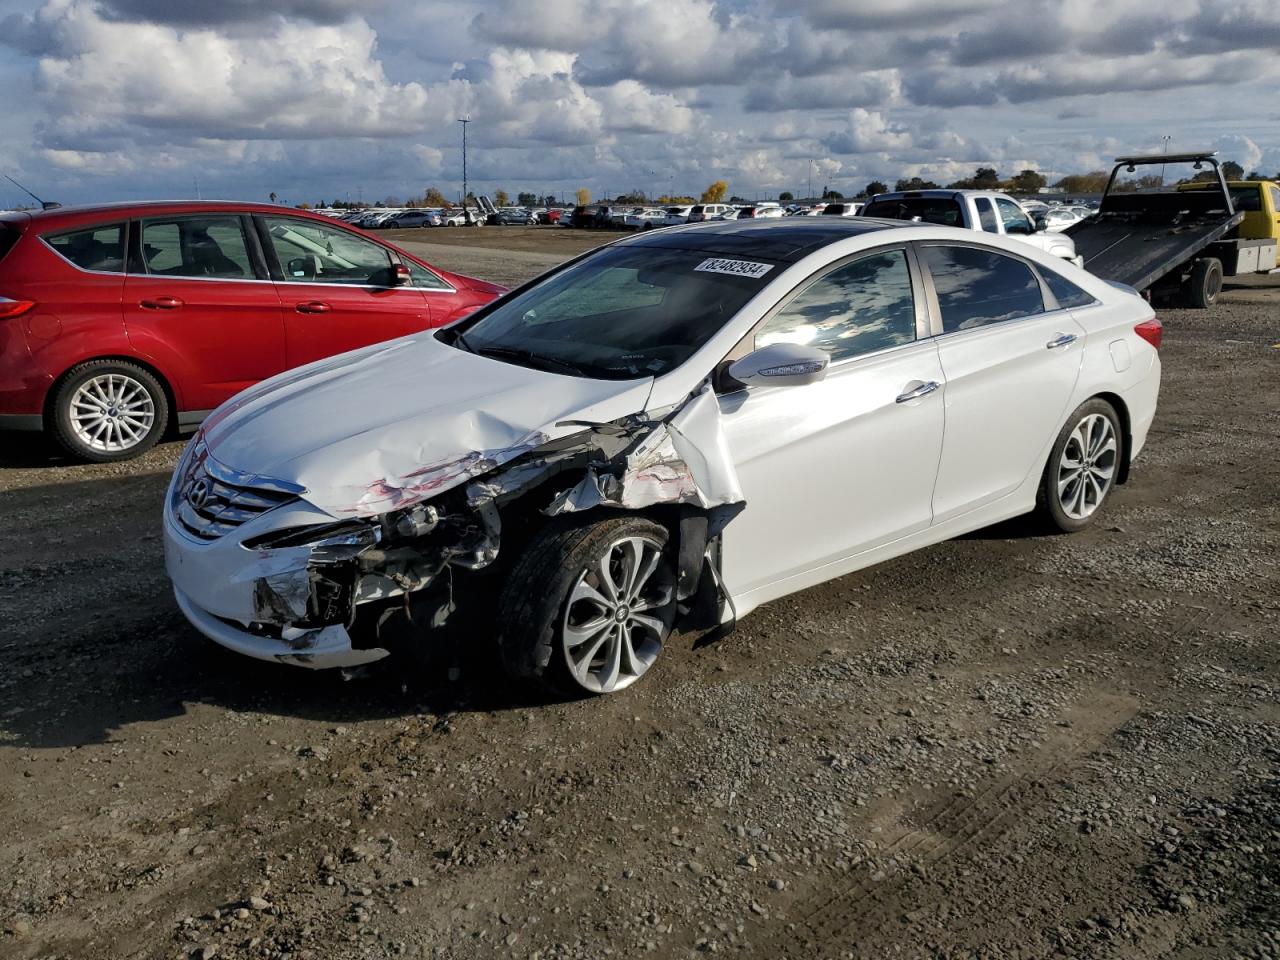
[200, 333, 654, 517]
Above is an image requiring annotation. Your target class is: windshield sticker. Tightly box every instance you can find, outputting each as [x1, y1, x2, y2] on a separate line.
[694, 257, 775, 280]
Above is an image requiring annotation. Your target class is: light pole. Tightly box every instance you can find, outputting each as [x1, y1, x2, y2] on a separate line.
[458, 117, 471, 218]
[808, 160, 814, 200]
[1159, 135, 1172, 186]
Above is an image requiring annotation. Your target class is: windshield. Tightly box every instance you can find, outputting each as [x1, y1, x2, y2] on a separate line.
[450, 245, 776, 380]
[863, 197, 962, 226]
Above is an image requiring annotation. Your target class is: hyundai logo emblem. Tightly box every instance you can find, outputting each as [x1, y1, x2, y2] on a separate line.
[187, 477, 212, 509]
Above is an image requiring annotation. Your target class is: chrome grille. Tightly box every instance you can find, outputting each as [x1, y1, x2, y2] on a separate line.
[173, 449, 302, 541]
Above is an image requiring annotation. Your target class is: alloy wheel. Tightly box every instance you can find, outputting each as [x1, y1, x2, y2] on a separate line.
[1056, 412, 1117, 520]
[69, 373, 156, 453]
[560, 535, 674, 694]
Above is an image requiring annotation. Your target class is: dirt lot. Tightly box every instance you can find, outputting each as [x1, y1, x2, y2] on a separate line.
[2, 230, 1278, 960]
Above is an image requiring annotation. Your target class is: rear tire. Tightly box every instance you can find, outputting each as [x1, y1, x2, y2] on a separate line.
[50, 360, 169, 463]
[1187, 257, 1222, 309]
[496, 515, 677, 697]
[1034, 398, 1123, 533]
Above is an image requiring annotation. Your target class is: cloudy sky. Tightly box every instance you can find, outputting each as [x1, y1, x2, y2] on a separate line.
[1, 0, 1278, 207]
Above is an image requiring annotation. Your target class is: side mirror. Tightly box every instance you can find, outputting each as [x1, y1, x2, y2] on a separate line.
[286, 256, 318, 279]
[1033, 216, 1048, 232]
[727, 342, 829, 388]
[371, 263, 412, 286]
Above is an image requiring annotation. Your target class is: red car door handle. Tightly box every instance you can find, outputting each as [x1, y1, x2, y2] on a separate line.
[295, 301, 331, 314]
[140, 296, 183, 310]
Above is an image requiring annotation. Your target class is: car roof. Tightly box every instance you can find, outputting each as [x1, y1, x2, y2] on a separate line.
[617, 217, 912, 262]
[11, 199, 340, 231]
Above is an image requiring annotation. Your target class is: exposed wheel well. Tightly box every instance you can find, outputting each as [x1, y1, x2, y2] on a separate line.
[44, 356, 180, 437]
[1091, 391, 1133, 485]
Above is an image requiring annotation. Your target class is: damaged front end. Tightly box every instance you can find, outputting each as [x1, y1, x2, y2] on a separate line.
[176, 385, 743, 667]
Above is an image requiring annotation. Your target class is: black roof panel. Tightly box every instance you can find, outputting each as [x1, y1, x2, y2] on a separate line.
[617, 217, 907, 263]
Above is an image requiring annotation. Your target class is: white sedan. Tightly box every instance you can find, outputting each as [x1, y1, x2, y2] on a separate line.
[164, 219, 1161, 696]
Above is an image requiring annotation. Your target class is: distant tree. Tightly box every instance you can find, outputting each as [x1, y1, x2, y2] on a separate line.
[1221, 160, 1244, 180]
[895, 177, 940, 191]
[822, 189, 844, 199]
[972, 167, 999, 189]
[297, 202, 311, 210]
[864, 181, 888, 197]
[700, 180, 729, 203]
[517, 191, 538, 206]
[421, 187, 447, 207]
[384, 196, 401, 206]
[1247, 170, 1261, 180]
[1008, 169, 1047, 194]
[778, 191, 794, 202]
[615, 191, 646, 204]
[1055, 171, 1109, 193]
[575, 187, 591, 206]
[269, 191, 278, 204]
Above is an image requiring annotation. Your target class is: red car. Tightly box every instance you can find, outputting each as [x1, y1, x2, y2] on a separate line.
[0, 201, 505, 461]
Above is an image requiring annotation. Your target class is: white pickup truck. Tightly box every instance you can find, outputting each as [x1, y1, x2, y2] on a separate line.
[863, 189, 1083, 265]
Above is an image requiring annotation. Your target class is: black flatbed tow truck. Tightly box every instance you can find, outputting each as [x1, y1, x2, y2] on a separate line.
[1065, 152, 1275, 308]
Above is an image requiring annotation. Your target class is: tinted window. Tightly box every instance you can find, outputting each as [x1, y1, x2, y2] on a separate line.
[263, 216, 392, 284]
[996, 198, 1035, 235]
[1270, 186, 1280, 211]
[863, 197, 963, 227]
[756, 250, 915, 362]
[1228, 187, 1261, 212]
[140, 216, 252, 279]
[46, 222, 127, 273]
[0, 224, 19, 263]
[454, 246, 771, 380]
[1040, 267, 1097, 309]
[922, 245, 1044, 332]
[975, 198, 999, 233]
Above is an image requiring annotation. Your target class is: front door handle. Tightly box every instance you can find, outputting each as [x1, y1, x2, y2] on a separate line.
[895, 380, 940, 404]
[139, 296, 183, 310]
[295, 301, 332, 314]
[1046, 333, 1078, 349]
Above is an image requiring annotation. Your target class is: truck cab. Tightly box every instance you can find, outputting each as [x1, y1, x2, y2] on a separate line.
[1177, 180, 1280, 241]
[862, 189, 1082, 264]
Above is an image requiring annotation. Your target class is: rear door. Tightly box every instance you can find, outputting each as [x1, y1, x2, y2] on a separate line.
[919, 242, 1085, 524]
[257, 215, 434, 369]
[123, 213, 285, 411]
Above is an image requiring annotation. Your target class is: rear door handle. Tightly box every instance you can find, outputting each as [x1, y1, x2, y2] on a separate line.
[295, 301, 332, 314]
[1046, 333, 1078, 349]
[139, 296, 183, 310]
[895, 380, 940, 403]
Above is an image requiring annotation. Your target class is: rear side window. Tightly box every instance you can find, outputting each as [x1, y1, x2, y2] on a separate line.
[140, 216, 253, 279]
[1228, 187, 1261, 212]
[922, 245, 1044, 332]
[0, 224, 18, 263]
[1040, 267, 1098, 309]
[975, 198, 999, 233]
[45, 222, 127, 273]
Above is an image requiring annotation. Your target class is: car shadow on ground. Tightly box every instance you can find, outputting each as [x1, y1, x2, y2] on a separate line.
[0, 430, 64, 468]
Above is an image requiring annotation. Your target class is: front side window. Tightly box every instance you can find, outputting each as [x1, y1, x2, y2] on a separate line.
[922, 245, 1044, 332]
[975, 198, 999, 233]
[263, 216, 392, 284]
[1270, 185, 1280, 212]
[754, 249, 916, 362]
[140, 216, 253, 279]
[452, 246, 772, 380]
[45, 222, 127, 273]
[996, 198, 1035, 235]
[406, 260, 450, 290]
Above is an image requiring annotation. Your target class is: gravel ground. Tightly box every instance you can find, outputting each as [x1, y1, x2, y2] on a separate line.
[1, 236, 1277, 960]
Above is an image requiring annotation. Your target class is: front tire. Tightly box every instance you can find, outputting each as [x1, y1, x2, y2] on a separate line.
[1035, 399, 1123, 532]
[50, 360, 169, 462]
[496, 516, 677, 697]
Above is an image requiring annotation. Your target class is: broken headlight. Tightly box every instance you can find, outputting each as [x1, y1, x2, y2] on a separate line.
[241, 521, 380, 557]
[383, 503, 440, 540]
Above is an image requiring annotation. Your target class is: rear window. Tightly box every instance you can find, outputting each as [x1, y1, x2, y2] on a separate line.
[0, 224, 18, 263]
[863, 197, 963, 227]
[1228, 187, 1261, 212]
[44, 222, 127, 272]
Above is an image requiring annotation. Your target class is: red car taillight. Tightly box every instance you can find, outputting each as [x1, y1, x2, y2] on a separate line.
[1134, 317, 1162, 350]
[0, 296, 35, 319]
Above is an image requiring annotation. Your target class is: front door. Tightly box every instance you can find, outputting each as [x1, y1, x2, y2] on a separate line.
[717, 247, 946, 599]
[257, 215, 435, 369]
[123, 214, 285, 411]
[919, 243, 1085, 524]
